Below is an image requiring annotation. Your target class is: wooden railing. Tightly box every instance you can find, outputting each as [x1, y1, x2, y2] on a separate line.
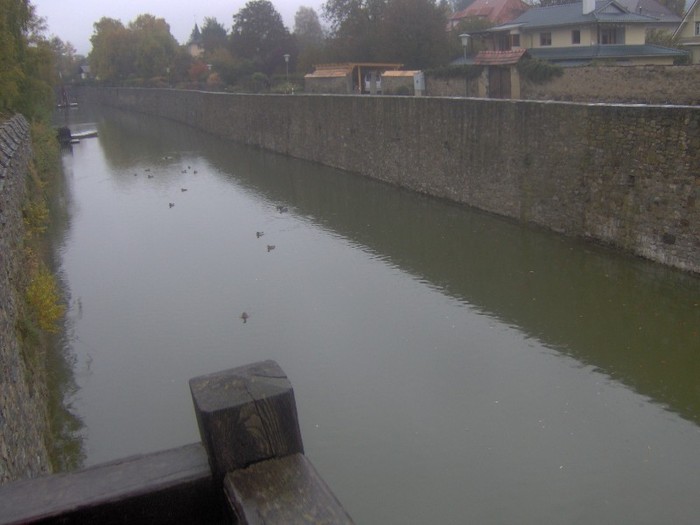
[0, 360, 353, 524]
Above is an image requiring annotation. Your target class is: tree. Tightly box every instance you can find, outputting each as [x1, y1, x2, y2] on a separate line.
[88, 17, 131, 81]
[89, 14, 178, 83]
[378, 0, 452, 68]
[128, 14, 178, 79]
[50, 37, 80, 83]
[646, 28, 678, 47]
[322, 0, 451, 66]
[1, 0, 56, 118]
[656, 0, 685, 16]
[295, 6, 325, 44]
[201, 17, 228, 54]
[231, 0, 292, 74]
[170, 45, 196, 84]
[0, 0, 32, 112]
[449, 0, 475, 11]
[294, 6, 326, 73]
[322, 0, 386, 61]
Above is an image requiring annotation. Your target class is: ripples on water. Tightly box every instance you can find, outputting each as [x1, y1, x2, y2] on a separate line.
[53, 106, 700, 525]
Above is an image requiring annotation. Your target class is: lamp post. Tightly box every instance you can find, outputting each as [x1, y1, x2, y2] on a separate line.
[459, 33, 470, 97]
[283, 54, 290, 94]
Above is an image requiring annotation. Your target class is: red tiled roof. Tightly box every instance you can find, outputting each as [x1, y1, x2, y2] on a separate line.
[474, 48, 527, 65]
[450, 0, 529, 24]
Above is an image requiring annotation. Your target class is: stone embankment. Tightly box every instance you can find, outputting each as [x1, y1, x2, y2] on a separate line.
[426, 65, 700, 105]
[84, 88, 699, 274]
[0, 115, 52, 483]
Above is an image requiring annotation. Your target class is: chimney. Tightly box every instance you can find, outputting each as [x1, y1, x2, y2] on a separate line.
[583, 0, 595, 14]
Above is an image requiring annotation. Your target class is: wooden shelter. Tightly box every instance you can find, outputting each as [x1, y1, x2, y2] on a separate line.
[305, 63, 403, 94]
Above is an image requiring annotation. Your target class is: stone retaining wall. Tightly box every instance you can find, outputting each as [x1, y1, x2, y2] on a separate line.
[427, 65, 700, 105]
[83, 88, 700, 274]
[0, 115, 52, 483]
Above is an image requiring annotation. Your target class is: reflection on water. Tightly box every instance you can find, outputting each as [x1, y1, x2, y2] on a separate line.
[97, 107, 700, 425]
[44, 145, 85, 471]
[54, 105, 700, 524]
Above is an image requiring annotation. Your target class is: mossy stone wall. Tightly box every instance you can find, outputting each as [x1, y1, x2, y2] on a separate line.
[0, 115, 52, 483]
[85, 88, 700, 273]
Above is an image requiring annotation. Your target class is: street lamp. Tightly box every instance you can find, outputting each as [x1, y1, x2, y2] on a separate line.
[283, 54, 290, 94]
[459, 33, 470, 97]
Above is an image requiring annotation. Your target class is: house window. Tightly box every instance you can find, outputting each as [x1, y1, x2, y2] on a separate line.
[540, 32, 552, 46]
[600, 26, 623, 44]
[497, 33, 511, 50]
[511, 34, 521, 48]
[572, 29, 581, 44]
[695, 21, 700, 36]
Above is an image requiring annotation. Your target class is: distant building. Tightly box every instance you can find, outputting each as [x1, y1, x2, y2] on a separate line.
[304, 63, 402, 94]
[616, 0, 682, 31]
[477, 0, 687, 65]
[674, 0, 700, 63]
[188, 23, 204, 58]
[448, 0, 530, 29]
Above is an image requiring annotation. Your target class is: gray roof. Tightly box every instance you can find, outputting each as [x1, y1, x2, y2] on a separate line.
[528, 43, 687, 62]
[493, 0, 658, 30]
[616, 0, 682, 21]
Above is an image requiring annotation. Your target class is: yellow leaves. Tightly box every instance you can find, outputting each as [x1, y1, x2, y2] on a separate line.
[23, 196, 49, 236]
[26, 266, 65, 333]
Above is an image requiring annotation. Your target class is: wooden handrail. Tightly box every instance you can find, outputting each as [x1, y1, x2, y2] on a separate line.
[0, 360, 353, 524]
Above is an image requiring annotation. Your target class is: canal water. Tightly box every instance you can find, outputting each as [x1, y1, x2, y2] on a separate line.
[54, 105, 699, 524]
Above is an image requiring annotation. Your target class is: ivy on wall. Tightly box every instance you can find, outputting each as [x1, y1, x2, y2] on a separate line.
[517, 58, 564, 85]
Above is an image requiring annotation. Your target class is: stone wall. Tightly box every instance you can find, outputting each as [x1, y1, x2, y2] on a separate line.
[304, 76, 352, 94]
[0, 116, 52, 483]
[83, 88, 700, 274]
[521, 65, 700, 105]
[426, 65, 700, 105]
[425, 75, 480, 98]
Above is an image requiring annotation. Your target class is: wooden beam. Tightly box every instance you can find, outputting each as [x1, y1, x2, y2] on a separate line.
[224, 453, 354, 525]
[0, 443, 223, 525]
[189, 360, 304, 483]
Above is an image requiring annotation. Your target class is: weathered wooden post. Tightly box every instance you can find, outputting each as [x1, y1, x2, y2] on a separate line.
[190, 360, 353, 524]
[189, 360, 304, 483]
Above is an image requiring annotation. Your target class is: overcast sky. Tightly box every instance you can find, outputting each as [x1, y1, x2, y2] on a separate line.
[32, 0, 324, 56]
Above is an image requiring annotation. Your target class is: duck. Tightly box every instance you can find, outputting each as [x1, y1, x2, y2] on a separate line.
[256, 231, 264, 238]
[240, 312, 249, 323]
[181, 188, 188, 192]
[169, 203, 175, 208]
[267, 245, 276, 252]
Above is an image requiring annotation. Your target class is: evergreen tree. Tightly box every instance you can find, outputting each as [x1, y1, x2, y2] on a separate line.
[201, 17, 229, 54]
[231, 0, 293, 75]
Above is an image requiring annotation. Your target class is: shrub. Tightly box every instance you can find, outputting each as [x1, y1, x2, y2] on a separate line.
[517, 57, 564, 84]
[23, 196, 49, 236]
[26, 266, 65, 333]
[249, 72, 270, 92]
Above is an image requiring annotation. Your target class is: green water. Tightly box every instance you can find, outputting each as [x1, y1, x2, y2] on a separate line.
[54, 106, 700, 524]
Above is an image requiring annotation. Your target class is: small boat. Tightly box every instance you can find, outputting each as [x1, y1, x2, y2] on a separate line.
[57, 127, 98, 145]
[71, 130, 98, 140]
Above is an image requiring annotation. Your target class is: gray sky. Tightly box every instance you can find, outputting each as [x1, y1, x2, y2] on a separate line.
[32, 0, 323, 56]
